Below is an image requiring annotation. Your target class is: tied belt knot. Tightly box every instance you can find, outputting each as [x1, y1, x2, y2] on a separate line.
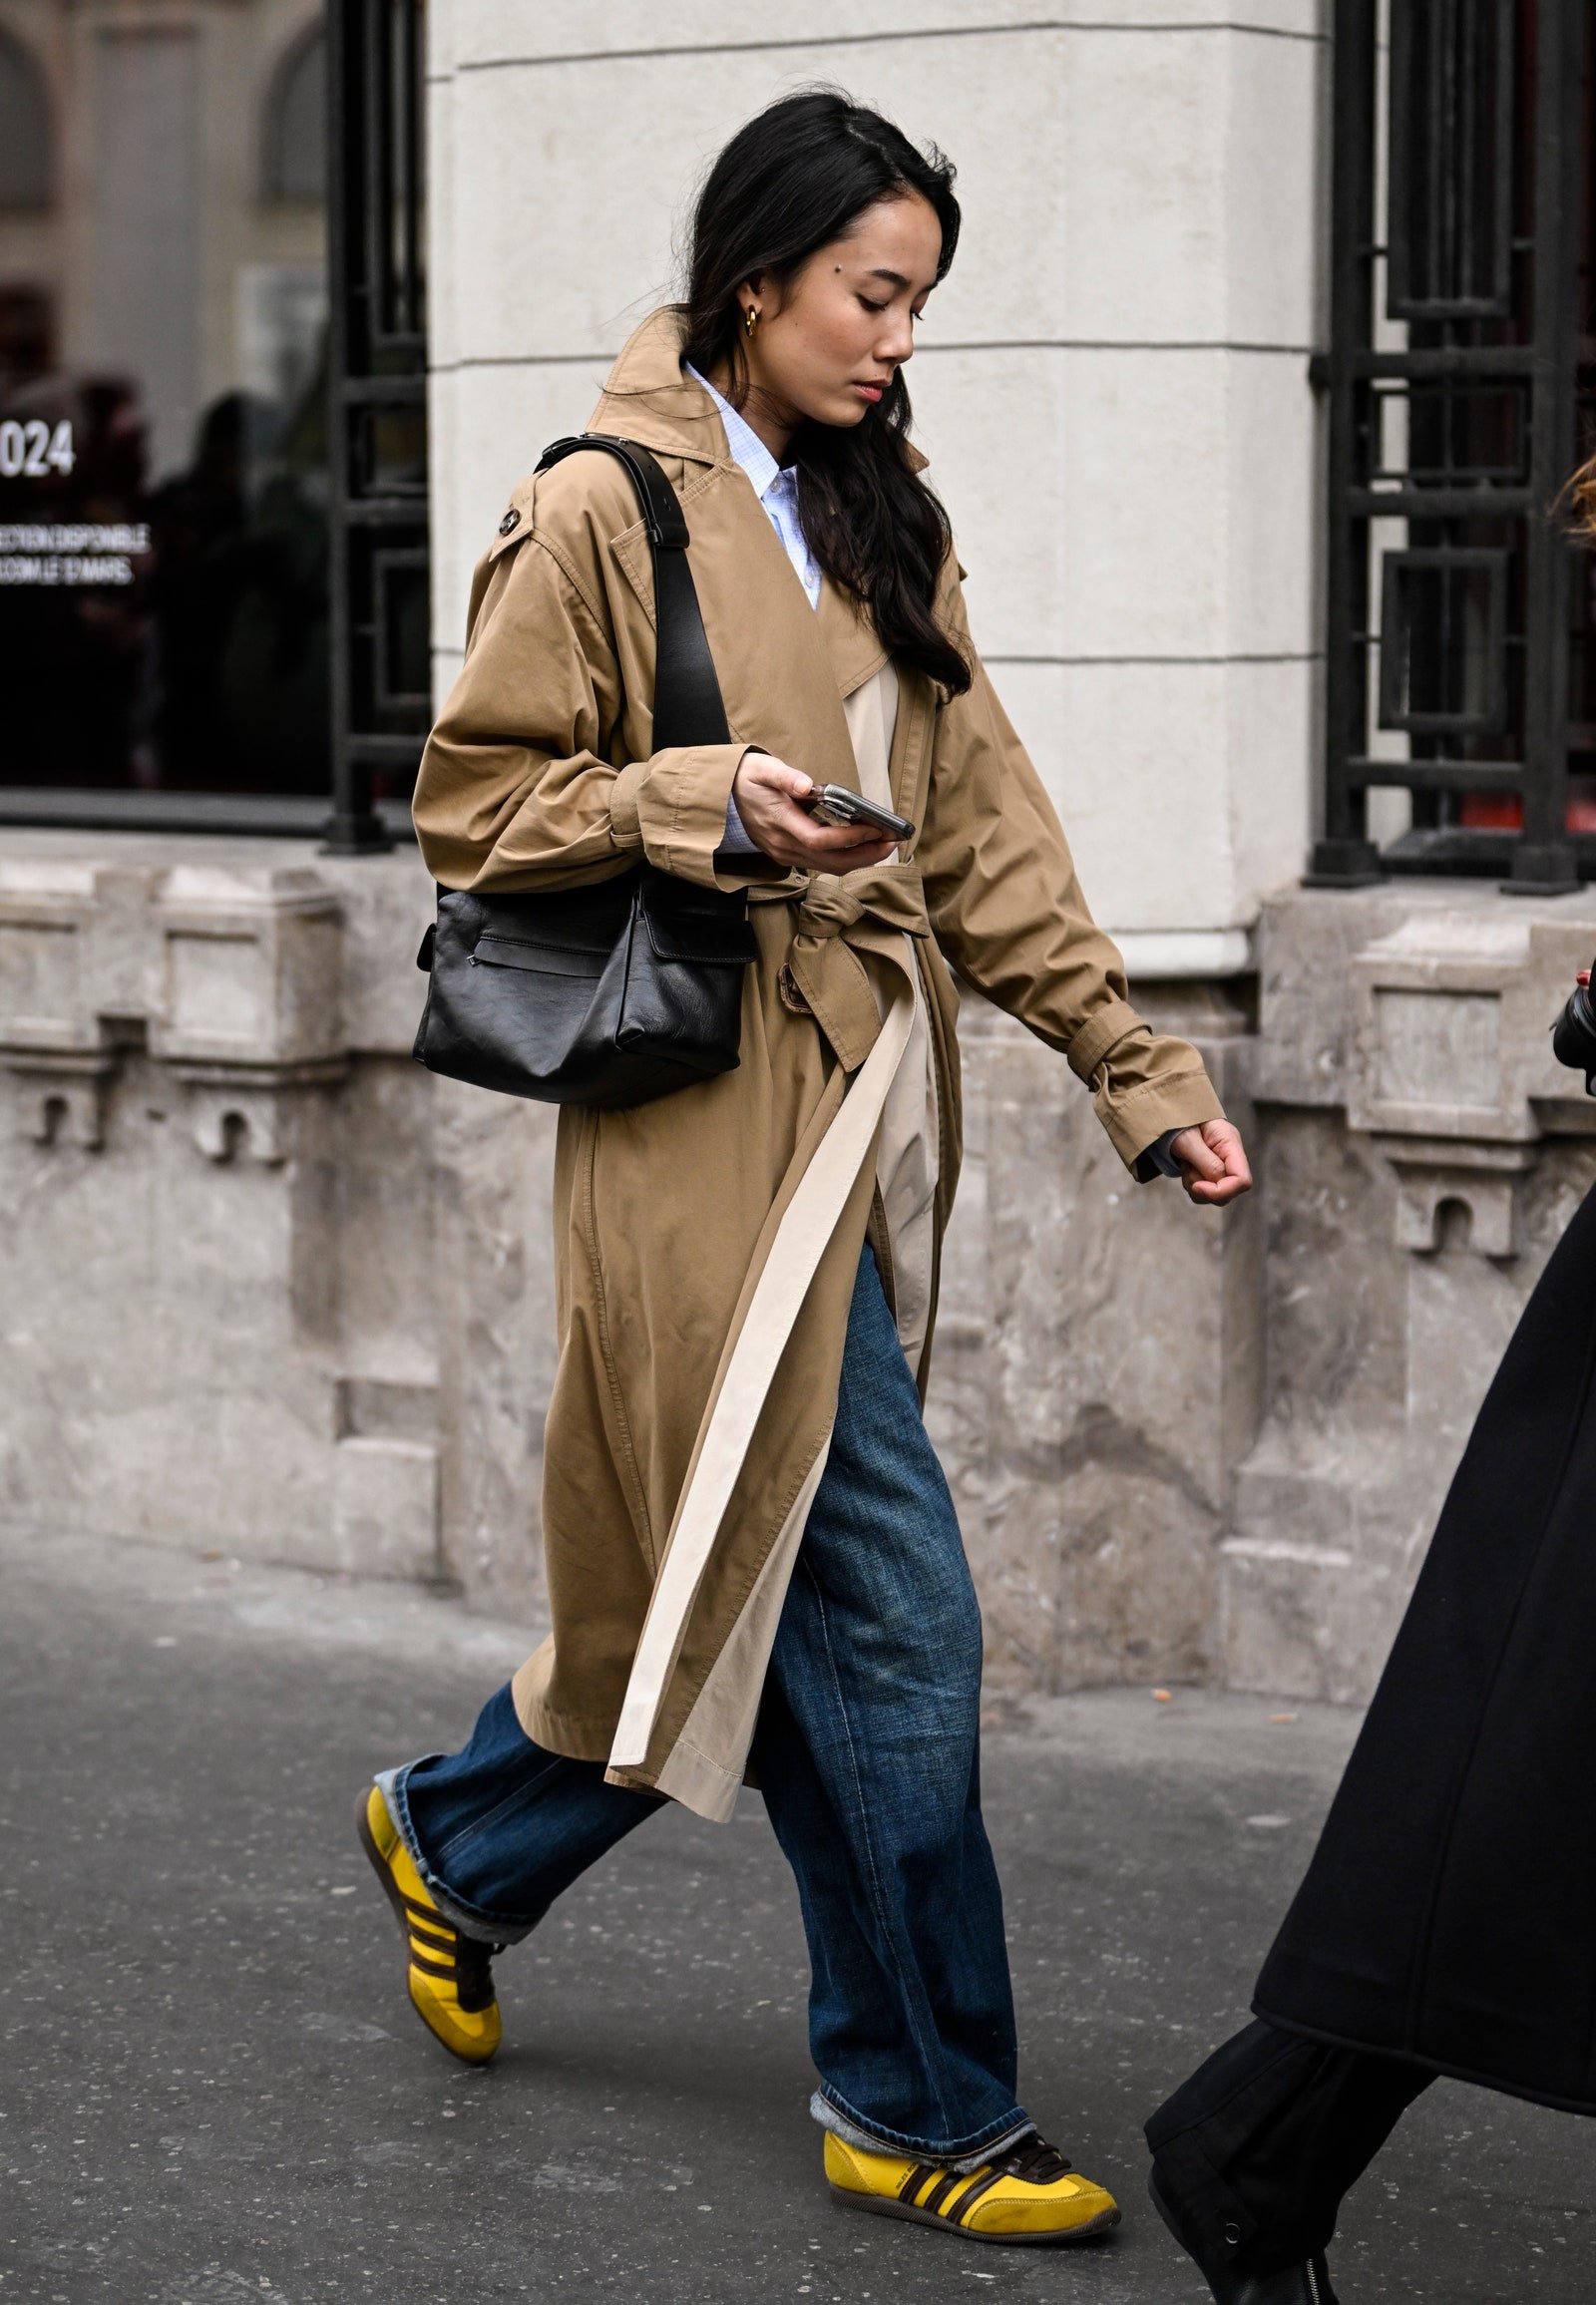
[773, 863, 930, 1072]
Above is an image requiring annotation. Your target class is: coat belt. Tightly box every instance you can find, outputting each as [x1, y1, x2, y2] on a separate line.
[752, 863, 931, 1073]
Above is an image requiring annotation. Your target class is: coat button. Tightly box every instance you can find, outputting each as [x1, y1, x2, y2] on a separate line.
[1223, 2223, 1242, 2248]
[497, 507, 521, 536]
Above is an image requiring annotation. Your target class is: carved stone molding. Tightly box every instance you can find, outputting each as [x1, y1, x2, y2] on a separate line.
[151, 867, 344, 1070]
[4, 1050, 117, 1151]
[1347, 914, 1538, 1142]
[0, 861, 118, 1057]
[1343, 909, 1596, 1256]
[1373, 1135, 1535, 1259]
[167, 1058, 350, 1164]
[0, 856, 349, 1159]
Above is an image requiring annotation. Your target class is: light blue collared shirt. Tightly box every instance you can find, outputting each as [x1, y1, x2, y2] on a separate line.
[686, 364, 821, 857]
[686, 364, 821, 608]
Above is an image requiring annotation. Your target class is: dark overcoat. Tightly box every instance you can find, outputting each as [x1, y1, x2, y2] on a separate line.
[1254, 1179, 1596, 2113]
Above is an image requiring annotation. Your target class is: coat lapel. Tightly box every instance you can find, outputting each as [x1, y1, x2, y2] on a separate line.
[816, 576, 888, 708]
[592, 314, 869, 792]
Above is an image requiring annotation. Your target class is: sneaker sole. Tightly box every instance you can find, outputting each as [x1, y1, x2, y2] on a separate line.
[829, 2183, 1121, 2246]
[354, 1788, 499, 2067]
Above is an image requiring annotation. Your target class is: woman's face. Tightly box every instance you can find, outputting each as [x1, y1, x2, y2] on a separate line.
[741, 192, 944, 437]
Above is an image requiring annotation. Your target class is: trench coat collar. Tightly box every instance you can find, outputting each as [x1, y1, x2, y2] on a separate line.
[589, 307, 726, 468]
[587, 309, 911, 707]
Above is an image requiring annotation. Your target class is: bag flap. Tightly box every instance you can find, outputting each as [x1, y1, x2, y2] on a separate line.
[439, 875, 637, 955]
[640, 894, 758, 967]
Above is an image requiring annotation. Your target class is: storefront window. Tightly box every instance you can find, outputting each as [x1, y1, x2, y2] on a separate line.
[0, 4, 330, 800]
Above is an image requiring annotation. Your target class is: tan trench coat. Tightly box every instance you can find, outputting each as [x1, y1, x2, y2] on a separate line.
[413, 309, 1224, 1821]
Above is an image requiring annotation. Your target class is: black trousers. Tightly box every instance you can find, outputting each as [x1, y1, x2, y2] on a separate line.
[1145, 2020, 1431, 2279]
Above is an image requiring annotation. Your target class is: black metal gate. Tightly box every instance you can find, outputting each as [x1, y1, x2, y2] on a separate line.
[323, 0, 429, 854]
[1313, 0, 1593, 890]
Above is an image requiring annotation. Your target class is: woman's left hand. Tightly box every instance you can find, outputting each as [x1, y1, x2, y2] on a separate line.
[1169, 1119, 1253, 1207]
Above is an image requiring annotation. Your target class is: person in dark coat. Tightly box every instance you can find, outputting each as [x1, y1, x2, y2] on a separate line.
[1144, 963, 1596, 2305]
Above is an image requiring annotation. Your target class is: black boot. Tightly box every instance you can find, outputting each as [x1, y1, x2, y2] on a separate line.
[1148, 2169, 1340, 2305]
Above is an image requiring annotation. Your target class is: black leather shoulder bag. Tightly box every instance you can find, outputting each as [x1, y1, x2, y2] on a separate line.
[412, 434, 758, 1109]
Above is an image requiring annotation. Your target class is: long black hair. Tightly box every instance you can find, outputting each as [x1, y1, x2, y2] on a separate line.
[681, 89, 971, 697]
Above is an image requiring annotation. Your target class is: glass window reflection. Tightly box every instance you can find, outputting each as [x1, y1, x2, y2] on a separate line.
[0, 3, 330, 797]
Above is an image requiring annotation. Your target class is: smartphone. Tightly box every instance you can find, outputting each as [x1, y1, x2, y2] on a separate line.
[807, 784, 916, 844]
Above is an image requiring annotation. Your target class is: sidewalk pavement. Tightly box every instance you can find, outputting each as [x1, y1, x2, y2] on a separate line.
[1, 1523, 1588, 2305]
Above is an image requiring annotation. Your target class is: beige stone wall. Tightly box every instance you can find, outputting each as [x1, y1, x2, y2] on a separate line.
[0, 828, 1259, 1689]
[933, 979, 1260, 1692]
[6, 831, 1592, 1704]
[0, 831, 444, 1579]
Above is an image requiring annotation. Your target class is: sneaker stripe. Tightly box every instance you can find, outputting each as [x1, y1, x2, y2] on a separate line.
[897, 2163, 938, 2205]
[952, 2167, 1006, 2224]
[400, 1894, 448, 1927]
[918, 2172, 965, 2217]
[408, 1949, 460, 1982]
[940, 2172, 984, 2217]
[357, 1785, 502, 2067]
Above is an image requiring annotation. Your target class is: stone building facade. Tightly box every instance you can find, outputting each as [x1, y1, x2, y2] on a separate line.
[4, 1, 1593, 1709]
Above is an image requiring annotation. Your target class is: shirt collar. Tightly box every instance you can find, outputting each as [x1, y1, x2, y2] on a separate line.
[684, 363, 786, 502]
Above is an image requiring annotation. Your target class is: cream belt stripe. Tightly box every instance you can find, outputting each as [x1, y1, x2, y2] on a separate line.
[609, 974, 918, 1771]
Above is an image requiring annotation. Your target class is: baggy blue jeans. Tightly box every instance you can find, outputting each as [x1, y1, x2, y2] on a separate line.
[380, 1249, 1029, 2165]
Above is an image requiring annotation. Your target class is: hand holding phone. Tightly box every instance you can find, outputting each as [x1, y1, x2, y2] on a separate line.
[730, 753, 909, 874]
[805, 784, 917, 845]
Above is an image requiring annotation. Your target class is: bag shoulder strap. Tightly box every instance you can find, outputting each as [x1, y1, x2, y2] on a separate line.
[536, 433, 730, 752]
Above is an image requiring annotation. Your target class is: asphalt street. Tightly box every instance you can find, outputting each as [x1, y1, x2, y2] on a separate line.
[1, 1522, 1589, 2305]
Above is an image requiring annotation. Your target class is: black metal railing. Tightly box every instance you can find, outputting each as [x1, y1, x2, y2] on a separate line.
[323, 0, 430, 854]
[1313, 0, 1591, 891]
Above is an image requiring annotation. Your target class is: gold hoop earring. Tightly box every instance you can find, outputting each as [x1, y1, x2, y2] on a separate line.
[744, 306, 759, 339]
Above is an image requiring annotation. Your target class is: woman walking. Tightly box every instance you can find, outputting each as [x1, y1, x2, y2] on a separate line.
[360, 89, 1251, 2247]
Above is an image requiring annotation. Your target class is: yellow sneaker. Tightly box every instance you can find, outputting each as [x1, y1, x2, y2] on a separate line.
[824, 2128, 1120, 2245]
[355, 1784, 502, 2065]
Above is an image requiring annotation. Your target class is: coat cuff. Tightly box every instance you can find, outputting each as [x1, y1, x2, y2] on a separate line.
[1066, 995, 1145, 1084]
[1094, 1067, 1226, 1177]
[610, 742, 754, 890]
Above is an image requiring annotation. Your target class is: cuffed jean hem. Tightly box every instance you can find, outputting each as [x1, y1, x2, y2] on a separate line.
[375, 1764, 542, 1949]
[810, 2088, 1035, 2173]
